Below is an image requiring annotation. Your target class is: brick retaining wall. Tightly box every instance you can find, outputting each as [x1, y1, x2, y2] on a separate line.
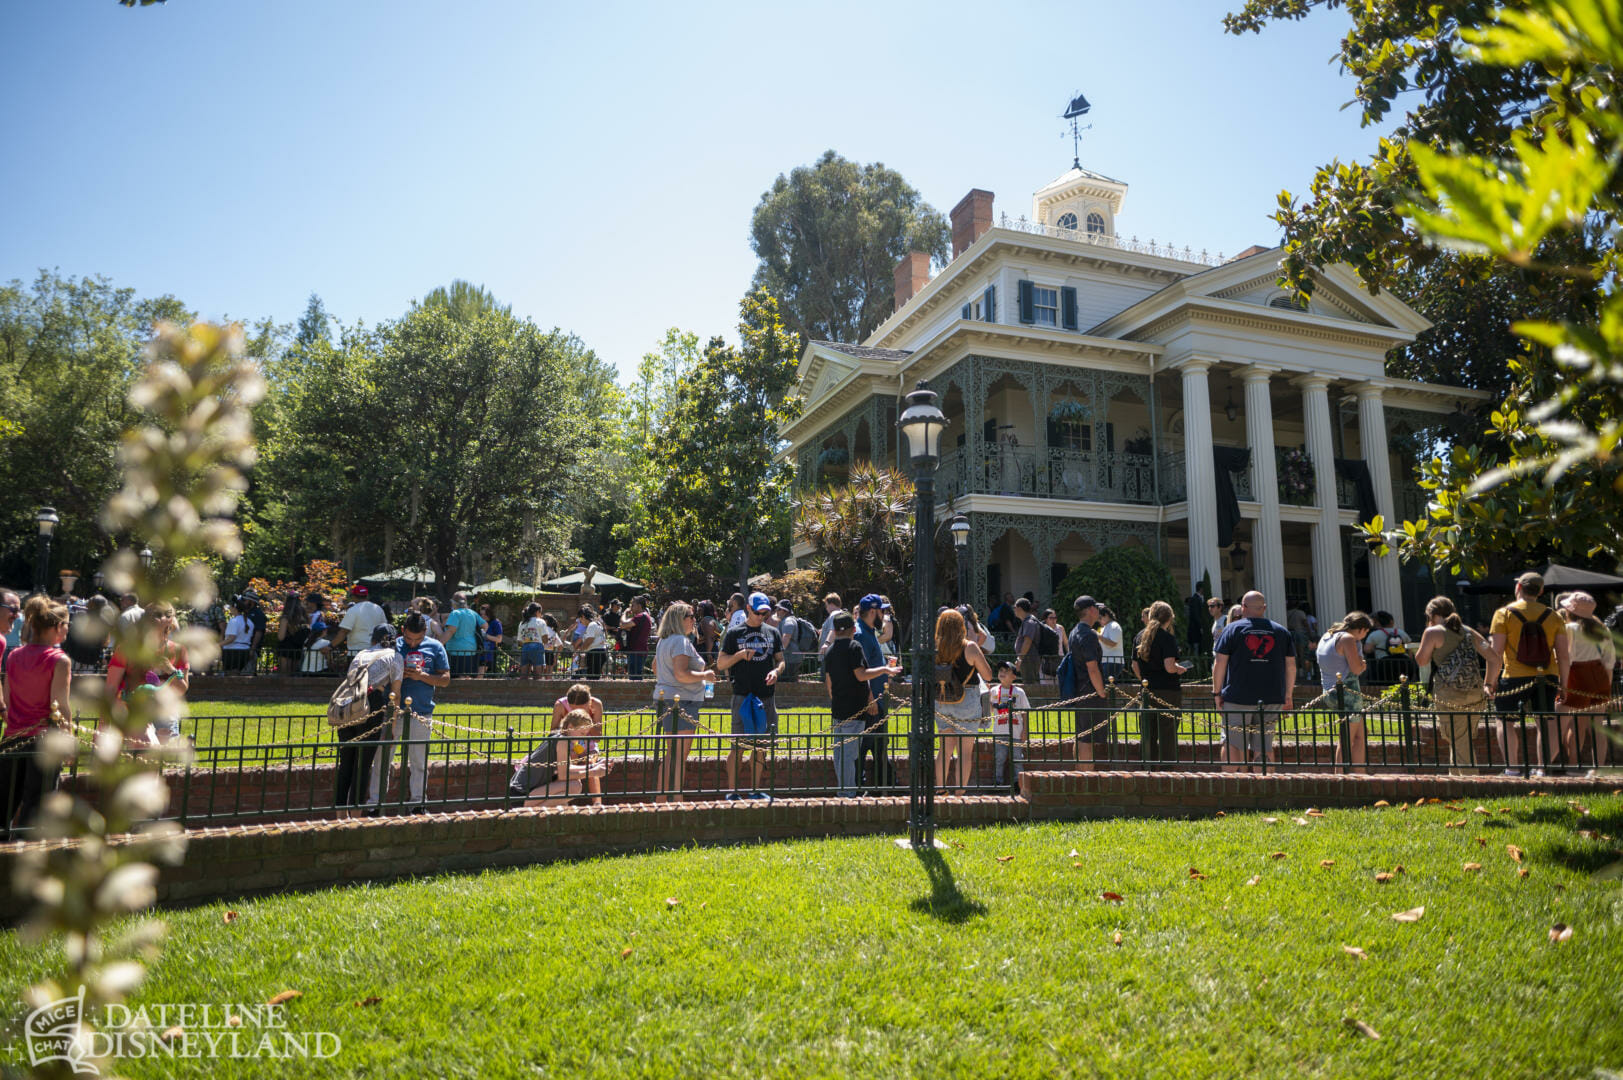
[3, 771, 1618, 917]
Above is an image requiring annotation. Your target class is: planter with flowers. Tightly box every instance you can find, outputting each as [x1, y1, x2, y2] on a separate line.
[1277, 447, 1316, 505]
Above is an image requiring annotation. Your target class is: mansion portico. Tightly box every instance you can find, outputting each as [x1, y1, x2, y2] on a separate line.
[782, 167, 1490, 629]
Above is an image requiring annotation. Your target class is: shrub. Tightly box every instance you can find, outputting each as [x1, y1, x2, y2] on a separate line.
[1056, 545, 1181, 638]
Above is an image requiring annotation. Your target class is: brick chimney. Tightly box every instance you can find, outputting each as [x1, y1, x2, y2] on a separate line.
[894, 251, 932, 311]
[950, 188, 995, 259]
[1231, 244, 1273, 261]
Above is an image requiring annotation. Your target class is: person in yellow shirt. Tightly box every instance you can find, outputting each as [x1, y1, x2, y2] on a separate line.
[1486, 572, 1572, 776]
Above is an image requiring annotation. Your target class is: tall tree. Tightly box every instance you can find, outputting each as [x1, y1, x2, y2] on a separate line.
[0, 271, 191, 581]
[370, 296, 602, 602]
[294, 292, 331, 349]
[750, 150, 949, 346]
[625, 290, 803, 593]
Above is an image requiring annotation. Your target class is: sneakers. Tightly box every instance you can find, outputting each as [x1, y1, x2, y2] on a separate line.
[748, 791, 773, 802]
[1529, 768, 1546, 778]
[1503, 769, 1521, 777]
[725, 793, 742, 802]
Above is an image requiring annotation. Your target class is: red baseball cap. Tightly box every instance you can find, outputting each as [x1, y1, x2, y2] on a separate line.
[350, 584, 369, 597]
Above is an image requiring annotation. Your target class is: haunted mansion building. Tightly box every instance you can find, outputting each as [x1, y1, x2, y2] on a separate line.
[781, 164, 1488, 628]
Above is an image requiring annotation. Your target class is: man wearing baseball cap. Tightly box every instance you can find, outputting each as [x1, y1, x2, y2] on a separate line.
[854, 594, 893, 791]
[1068, 595, 1110, 768]
[716, 592, 785, 799]
[331, 583, 386, 658]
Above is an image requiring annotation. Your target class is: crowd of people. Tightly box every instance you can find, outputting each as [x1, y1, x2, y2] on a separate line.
[1, 568, 1619, 827]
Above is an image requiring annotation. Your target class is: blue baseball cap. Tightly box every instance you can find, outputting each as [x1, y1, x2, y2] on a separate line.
[858, 594, 884, 613]
[748, 592, 773, 613]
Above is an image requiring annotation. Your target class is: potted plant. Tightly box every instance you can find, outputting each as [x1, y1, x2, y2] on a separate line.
[1276, 446, 1316, 505]
[816, 446, 850, 484]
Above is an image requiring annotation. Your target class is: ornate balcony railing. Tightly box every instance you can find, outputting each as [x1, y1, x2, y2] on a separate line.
[995, 213, 1225, 267]
[1336, 475, 1359, 512]
[940, 446, 1156, 504]
[1159, 451, 1186, 504]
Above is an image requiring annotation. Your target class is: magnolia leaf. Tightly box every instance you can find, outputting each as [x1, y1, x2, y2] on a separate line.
[1344, 1017, 1382, 1039]
[267, 990, 301, 1006]
[1270, 851, 1287, 860]
[1375, 872, 1394, 883]
[1463, 862, 1482, 872]
[1549, 923, 1573, 943]
[620, 947, 634, 959]
[996, 855, 1015, 863]
[1320, 860, 1336, 869]
[222, 910, 239, 924]
[355, 996, 383, 1007]
[1294, 817, 1311, 827]
[1112, 931, 1123, 946]
[1263, 817, 1280, 824]
[666, 897, 680, 908]
[1391, 906, 1425, 923]
[1101, 892, 1124, 903]
[1189, 868, 1208, 880]
[1507, 844, 1524, 863]
[1343, 945, 1368, 960]
[160, 1025, 185, 1042]
[1306, 809, 1325, 817]
[1245, 875, 1261, 886]
[1373, 800, 1391, 808]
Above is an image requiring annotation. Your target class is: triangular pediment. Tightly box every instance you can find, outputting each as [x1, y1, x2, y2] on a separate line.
[798, 349, 860, 407]
[1180, 252, 1430, 333]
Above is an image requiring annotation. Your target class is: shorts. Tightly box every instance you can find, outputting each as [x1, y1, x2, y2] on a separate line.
[935, 694, 986, 735]
[1074, 694, 1111, 746]
[1564, 660, 1612, 710]
[1323, 674, 1361, 716]
[1222, 703, 1281, 756]
[1497, 674, 1558, 714]
[658, 699, 700, 734]
[151, 716, 182, 740]
[520, 643, 546, 666]
[730, 695, 778, 746]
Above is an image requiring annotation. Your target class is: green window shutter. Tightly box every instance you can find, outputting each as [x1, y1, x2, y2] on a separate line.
[1061, 286, 1078, 330]
[984, 285, 996, 322]
[1017, 280, 1034, 324]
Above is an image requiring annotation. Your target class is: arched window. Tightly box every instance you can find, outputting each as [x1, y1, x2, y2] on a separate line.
[1086, 212, 1107, 235]
[1057, 211, 1078, 231]
[1269, 294, 1309, 312]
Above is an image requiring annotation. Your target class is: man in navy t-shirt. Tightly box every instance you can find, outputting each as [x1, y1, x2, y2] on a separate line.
[368, 612, 450, 812]
[1211, 590, 1296, 771]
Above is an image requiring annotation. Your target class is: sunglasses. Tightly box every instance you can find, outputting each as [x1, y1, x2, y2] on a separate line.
[1, 605, 17, 615]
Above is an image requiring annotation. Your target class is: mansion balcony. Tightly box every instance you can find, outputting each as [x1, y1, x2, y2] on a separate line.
[936, 444, 1365, 511]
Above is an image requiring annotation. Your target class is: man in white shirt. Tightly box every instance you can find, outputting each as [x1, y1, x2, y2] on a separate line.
[330, 584, 386, 655]
[1097, 604, 1125, 684]
[117, 592, 145, 628]
[816, 592, 843, 660]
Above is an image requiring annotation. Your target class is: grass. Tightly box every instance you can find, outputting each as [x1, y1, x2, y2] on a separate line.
[3, 795, 1620, 1078]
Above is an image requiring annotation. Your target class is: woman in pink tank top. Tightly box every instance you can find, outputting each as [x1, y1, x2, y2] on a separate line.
[2, 596, 71, 834]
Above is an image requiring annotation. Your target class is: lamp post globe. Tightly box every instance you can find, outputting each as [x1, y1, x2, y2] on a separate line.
[949, 513, 971, 605]
[139, 546, 154, 570]
[897, 382, 947, 850]
[34, 506, 59, 596]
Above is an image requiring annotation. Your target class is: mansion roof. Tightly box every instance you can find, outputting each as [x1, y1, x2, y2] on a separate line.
[808, 341, 913, 363]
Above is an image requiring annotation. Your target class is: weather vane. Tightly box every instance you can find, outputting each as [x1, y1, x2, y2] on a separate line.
[1063, 91, 1092, 170]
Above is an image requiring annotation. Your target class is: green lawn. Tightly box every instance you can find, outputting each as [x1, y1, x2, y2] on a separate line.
[3, 795, 1619, 1078]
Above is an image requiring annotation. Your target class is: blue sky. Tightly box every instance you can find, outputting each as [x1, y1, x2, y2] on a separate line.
[2, 0, 1385, 379]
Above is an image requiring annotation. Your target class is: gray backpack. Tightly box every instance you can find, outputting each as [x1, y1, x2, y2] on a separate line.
[1432, 631, 1481, 695]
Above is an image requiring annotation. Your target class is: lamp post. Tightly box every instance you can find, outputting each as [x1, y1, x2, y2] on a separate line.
[949, 513, 971, 605]
[139, 546, 154, 571]
[897, 382, 946, 850]
[34, 507, 59, 596]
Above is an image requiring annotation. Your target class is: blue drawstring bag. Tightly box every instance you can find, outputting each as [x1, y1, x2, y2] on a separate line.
[737, 693, 771, 739]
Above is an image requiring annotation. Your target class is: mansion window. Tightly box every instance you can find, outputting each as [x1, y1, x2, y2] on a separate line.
[1056, 211, 1078, 230]
[1032, 285, 1059, 326]
[1053, 419, 1091, 452]
[1086, 211, 1107, 235]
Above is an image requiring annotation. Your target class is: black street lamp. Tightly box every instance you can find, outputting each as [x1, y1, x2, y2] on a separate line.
[897, 382, 947, 850]
[139, 546, 154, 571]
[34, 507, 59, 596]
[949, 512, 971, 604]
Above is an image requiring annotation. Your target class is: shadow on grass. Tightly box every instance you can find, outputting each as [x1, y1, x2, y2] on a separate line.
[1508, 798, 1623, 877]
[908, 847, 988, 924]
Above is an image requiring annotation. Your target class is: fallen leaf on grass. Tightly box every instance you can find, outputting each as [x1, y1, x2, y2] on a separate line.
[1270, 851, 1287, 859]
[620, 947, 633, 959]
[1215, 811, 1226, 817]
[666, 897, 680, 908]
[1398, 804, 1410, 812]
[1445, 803, 1465, 812]
[1112, 931, 1123, 946]
[1518, 868, 1530, 878]
[1473, 806, 1490, 815]
[1507, 844, 1524, 863]
[355, 997, 382, 1008]
[1444, 819, 1466, 829]
[1188, 867, 1208, 880]
[1498, 807, 1512, 814]
[1320, 859, 1335, 868]
[1294, 817, 1311, 826]
[1344, 1017, 1381, 1039]
[1578, 829, 1596, 840]
[160, 1026, 184, 1042]
[1262, 817, 1280, 824]
[1342, 945, 1367, 960]
[951, 841, 966, 850]
[1373, 800, 1390, 808]
[1068, 849, 1080, 858]
[1245, 875, 1261, 886]
[1391, 906, 1425, 923]
[1393, 864, 1406, 874]
[1374, 872, 1393, 883]
[226, 1015, 241, 1028]
[1306, 808, 1325, 817]
[1073, 861, 1083, 868]
[1463, 862, 1482, 872]
[1549, 923, 1573, 943]
[1101, 892, 1124, 903]
[267, 991, 301, 1006]
[222, 911, 238, 925]
[1476, 837, 1488, 847]
[996, 855, 1015, 863]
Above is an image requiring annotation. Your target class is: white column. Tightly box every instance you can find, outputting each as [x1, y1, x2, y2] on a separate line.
[1240, 366, 1286, 609]
[1357, 383, 1403, 618]
[1179, 358, 1222, 594]
[1297, 375, 1347, 620]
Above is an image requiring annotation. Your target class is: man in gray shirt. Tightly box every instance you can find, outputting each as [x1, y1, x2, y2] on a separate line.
[1013, 597, 1042, 687]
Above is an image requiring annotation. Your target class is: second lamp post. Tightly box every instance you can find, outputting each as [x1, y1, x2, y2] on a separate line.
[898, 382, 947, 850]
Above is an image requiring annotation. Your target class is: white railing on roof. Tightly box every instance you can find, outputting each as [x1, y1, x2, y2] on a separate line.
[994, 213, 1224, 267]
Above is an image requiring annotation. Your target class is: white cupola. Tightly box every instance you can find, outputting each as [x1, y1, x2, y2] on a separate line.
[1032, 166, 1128, 238]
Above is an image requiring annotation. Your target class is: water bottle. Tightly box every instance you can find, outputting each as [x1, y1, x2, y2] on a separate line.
[704, 675, 715, 700]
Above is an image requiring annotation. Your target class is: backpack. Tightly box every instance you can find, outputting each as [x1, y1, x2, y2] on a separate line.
[327, 656, 372, 728]
[736, 694, 772, 738]
[786, 616, 817, 655]
[1057, 651, 1077, 698]
[1038, 622, 1060, 657]
[935, 656, 969, 705]
[1511, 608, 1553, 668]
[1432, 631, 1481, 695]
